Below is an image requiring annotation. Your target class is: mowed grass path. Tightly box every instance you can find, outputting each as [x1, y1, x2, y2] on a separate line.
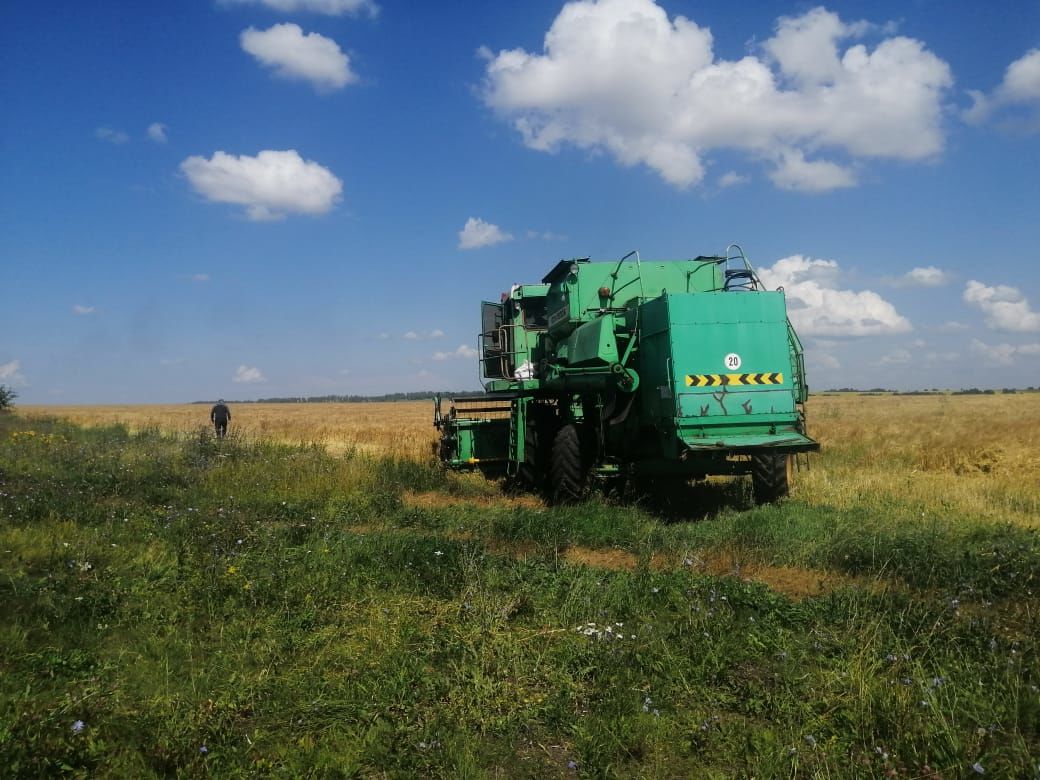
[2, 395, 1039, 776]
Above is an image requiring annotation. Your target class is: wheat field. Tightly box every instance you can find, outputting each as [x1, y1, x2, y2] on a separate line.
[20, 392, 1040, 526]
[19, 401, 437, 459]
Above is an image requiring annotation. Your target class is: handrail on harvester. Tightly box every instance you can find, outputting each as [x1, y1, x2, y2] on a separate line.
[723, 243, 763, 291]
[609, 249, 646, 301]
[478, 321, 537, 390]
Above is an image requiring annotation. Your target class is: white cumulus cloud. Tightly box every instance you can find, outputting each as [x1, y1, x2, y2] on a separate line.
[1001, 49, 1040, 103]
[718, 171, 750, 188]
[768, 149, 857, 191]
[222, 0, 377, 16]
[433, 345, 479, 361]
[965, 48, 1040, 126]
[180, 149, 342, 220]
[812, 353, 841, 370]
[887, 265, 952, 287]
[95, 126, 129, 144]
[963, 280, 1040, 332]
[969, 338, 1040, 366]
[241, 23, 356, 91]
[233, 365, 266, 383]
[757, 254, 911, 336]
[480, 2, 952, 191]
[147, 122, 168, 143]
[403, 329, 444, 340]
[72, 304, 95, 315]
[0, 359, 26, 385]
[458, 217, 513, 250]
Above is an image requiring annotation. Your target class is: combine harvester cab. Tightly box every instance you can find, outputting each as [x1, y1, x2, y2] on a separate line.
[434, 245, 819, 504]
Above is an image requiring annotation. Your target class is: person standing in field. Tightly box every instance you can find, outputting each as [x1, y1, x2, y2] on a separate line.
[211, 399, 231, 439]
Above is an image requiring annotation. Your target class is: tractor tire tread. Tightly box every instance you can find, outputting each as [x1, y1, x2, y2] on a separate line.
[517, 423, 540, 489]
[550, 424, 586, 504]
[751, 453, 790, 504]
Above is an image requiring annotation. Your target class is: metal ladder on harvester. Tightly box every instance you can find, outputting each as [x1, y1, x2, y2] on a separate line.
[506, 397, 525, 479]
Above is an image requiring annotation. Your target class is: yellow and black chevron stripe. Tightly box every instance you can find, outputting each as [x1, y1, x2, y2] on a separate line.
[685, 372, 783, 387]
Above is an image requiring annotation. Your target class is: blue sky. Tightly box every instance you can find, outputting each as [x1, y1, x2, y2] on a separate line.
[2, 0, 1038, 403]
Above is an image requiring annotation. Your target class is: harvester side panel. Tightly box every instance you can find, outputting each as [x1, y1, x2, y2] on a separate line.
[637, 291, 815, 454]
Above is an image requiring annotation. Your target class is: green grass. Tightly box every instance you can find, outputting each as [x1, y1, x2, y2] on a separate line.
[1, 414, 1038, 777]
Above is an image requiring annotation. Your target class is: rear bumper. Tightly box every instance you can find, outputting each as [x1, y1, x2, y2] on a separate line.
[680, 431, 820, 454]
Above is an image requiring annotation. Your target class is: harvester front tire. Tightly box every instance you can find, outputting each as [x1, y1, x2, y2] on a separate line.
[550, 424, 588, 504]
[751, 453, 792, 504]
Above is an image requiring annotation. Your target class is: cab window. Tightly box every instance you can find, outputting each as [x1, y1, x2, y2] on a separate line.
[522, 298, 548, 329]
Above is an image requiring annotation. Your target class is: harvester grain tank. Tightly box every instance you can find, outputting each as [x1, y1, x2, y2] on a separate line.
[434, 246, 819, 503]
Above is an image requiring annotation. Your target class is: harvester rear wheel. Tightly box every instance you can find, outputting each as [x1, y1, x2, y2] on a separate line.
[751, 453, 792, 504]
[550, 424, 589, 504]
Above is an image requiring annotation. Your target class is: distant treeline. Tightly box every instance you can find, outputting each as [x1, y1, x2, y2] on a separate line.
[191, 387, 1040, 404]
[823, 387, 1038, 395]
[190, 391, 473, 405]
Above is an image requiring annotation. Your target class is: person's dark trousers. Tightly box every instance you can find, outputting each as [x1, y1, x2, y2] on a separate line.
[215, 422, 228, 439]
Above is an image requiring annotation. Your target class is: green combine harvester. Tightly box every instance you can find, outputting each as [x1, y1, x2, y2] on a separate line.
[434, 246, 819, 504]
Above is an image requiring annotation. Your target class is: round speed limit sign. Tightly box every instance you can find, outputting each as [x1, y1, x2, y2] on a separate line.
[724, 353, 742, 370]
